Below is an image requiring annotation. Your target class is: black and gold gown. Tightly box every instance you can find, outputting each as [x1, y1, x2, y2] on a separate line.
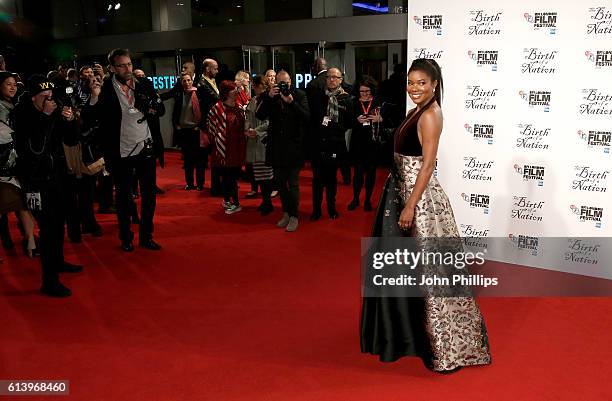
[360, 98, 492, 371]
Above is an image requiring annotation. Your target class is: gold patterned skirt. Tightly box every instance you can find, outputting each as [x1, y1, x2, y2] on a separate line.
[360, 153, 491, 371]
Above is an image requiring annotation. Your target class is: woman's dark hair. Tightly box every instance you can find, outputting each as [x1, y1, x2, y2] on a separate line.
[355, 75, 378, 97]
[408, 58, 444, 106]
[219, 80, 237, 101]
[252, 75, 265, 87]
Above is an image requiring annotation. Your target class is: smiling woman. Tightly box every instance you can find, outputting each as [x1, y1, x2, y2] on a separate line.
[361, 58, 492, 374]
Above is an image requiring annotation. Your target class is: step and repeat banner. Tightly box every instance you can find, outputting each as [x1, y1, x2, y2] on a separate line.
[407, 0, 612, 278]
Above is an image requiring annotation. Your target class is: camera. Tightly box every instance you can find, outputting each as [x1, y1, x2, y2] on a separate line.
[134, 91, 162, 124]
[277, 81, 291, 97]
[51, 78, 80, 110]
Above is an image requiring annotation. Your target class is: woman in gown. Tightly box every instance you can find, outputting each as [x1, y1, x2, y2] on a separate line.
[360, 59, 491, 373]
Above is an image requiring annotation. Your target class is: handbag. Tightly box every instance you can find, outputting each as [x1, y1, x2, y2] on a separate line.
[63, 143, 106, 177]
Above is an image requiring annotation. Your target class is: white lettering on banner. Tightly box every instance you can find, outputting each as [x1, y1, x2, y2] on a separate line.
[147, 76, 177, 91]
[408, 0, 612, 277]
[294, 74, 313, 89]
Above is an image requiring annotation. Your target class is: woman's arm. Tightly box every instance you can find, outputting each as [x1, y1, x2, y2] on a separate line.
[398, 107, 443, 230]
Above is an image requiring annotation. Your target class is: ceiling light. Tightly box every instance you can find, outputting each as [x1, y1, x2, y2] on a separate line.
[114, 3, 121, 10]
[107, 4, 112, 11]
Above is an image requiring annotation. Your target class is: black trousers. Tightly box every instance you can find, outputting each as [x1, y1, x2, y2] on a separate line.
[31, 187, 66, 286]
[179, 128, 208, 188]
[218, 166, 241, 205]
[259, 179, 273, 206]
[113, 152, 156, 243]
[274, 167, 300, 217]
[312, 164, 339, 214]
[210, 167, 222, 196]
[65, 174, 99, 240]
[353, 162, 376, 202]
[97, 174, 114, 210]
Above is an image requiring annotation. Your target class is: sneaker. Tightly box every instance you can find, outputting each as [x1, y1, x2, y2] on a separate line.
[222, 201, 233, 209]
[277, 212, 290, 228]
[225, 204, 242, 215]
[286, 216, 299, 232]
[245, 190, 258, 198]
[185, 185, 196, 191]
[271, 190, 279, 198]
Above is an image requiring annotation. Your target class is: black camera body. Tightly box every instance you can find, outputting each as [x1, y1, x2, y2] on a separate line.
[134, 91, 162, 124]
[277, 81, 291, 97]
[51, 80, 80, 111]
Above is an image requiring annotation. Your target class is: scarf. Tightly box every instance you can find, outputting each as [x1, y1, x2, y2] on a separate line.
[325, 87, 346, 123]
[207, 101, 227, 163]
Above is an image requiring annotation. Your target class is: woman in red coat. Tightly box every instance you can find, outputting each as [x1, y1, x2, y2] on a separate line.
[207, 80, 247, 215]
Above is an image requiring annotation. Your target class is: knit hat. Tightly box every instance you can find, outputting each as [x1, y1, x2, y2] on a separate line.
[27, 74, 55, 95]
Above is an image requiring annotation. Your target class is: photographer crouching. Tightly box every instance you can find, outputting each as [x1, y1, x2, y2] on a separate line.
[82, 48, 165, 252]
[13, 75, 83, 297]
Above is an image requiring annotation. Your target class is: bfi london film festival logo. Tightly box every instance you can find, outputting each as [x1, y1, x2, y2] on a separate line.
[514, 164, 545, 187]
[587, 7, 612, 36]
[413, 48, 444, 61]
[467, 10, 503, 36]
[461, 192, 490, 214]
[585, 50, 612, 69]
[468, 50, 498, 71]
[579, 89, 612, 116]
[516, 124, 551, 150]
[465, 86, 498, 110]
[570, 204, 604, 228]
[464, 123, 494, 145]
[523, 11, 558, 35]
[565, 238, 600, 265]
[521, 48, 558, 74]
[572, 166, 609, 193]
[462, 157, 494, 182]
[519, 90, 551, 112]
[511, 196, 545, 222]
[460, 224, 490, 251]
[509, 234, 539, 256]
[577, 130, 611, 154]
[413, 14, 443, 35]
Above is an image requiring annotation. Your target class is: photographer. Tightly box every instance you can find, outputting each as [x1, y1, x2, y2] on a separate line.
[49, 73, 102, 242]
[256, 70, 309, 232]
[82, 48, 165, 252]
[309, 67, 354, 221]
[13, 75, 83, 297]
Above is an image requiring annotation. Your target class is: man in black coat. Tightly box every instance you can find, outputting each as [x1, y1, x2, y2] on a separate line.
[308, 67, 354, 221]
[198, 58, 221, 195]
[82, 48, 165, 252]
[14, 75, 83, 297]
[256, 70, 310, 232]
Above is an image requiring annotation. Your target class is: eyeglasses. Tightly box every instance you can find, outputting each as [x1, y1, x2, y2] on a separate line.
[327, 75, 342, 80]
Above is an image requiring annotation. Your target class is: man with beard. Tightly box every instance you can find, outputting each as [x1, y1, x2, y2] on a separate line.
[83, 48, 165, 252]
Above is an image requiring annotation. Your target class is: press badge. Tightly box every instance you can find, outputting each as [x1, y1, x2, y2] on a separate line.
[362, 120, 371, 126]
[322, 116, 331, 126]
[128, 107, 140, 114]
[26, 192, 42, 212]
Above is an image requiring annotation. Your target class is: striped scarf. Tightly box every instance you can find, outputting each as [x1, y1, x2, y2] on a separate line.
[325, 87, 346, 123]
[207, 101, 227, 163]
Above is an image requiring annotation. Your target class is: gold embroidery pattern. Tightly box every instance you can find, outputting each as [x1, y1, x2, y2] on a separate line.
[393, 153, 491, 371]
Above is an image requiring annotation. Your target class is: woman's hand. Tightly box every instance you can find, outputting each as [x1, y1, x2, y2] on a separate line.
[398, 204, 415, 231]
[357, 114, 368, 124]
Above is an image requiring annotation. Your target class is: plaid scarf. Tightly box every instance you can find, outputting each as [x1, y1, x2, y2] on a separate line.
[325, 87, 346, 123]
[207, 101, 227, 163]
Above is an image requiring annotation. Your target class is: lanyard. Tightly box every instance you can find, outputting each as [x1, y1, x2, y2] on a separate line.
[360, 99, 373, 115]
[115, 79, 135, 107]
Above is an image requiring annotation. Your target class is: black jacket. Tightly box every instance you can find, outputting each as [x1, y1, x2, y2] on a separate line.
[198, 78, 219, 118]
[256, 88, 310, 168]
[309, 90, 354, 165]
[81, 75, 165, 169]
[13, 98, 78, 191]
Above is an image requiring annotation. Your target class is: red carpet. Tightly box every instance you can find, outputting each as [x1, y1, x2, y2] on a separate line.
[1, 152, 611, 401]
